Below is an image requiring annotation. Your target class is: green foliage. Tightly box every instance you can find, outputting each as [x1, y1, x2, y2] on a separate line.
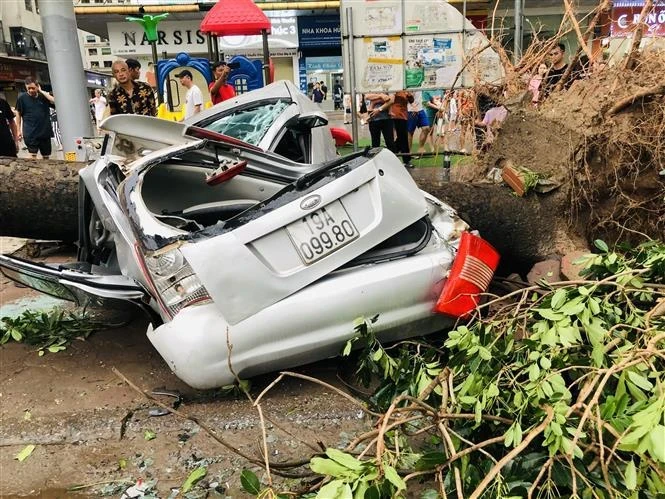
[181, 466, 206, 493]
[331, 240, 665, 498]
[0, 308, 96, 355]
[309, 448, 405, 499]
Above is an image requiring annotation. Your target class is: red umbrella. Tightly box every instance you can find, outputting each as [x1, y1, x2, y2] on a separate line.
[200, 0, 272, 85]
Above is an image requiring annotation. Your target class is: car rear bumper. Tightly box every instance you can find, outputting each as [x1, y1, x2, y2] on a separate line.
[147, 247, 455, 389]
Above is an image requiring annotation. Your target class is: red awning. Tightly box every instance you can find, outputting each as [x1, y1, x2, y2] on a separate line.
[200, 0, 272, 36]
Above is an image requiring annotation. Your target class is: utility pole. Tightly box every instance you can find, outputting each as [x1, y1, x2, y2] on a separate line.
[514, 0, 523, 63]
[40, 0, 94, 161]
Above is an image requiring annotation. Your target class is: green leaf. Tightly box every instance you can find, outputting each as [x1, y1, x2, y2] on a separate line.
[416, 452, 447, 470]
[591, 345, 605, 368]
[627, 370, 654, 392]
[594, 239, 609, 253]
[478, 346, 492, 360]
[486, 383, 500, 398]
[384, 465, 406, 491]
[240, 469, 260, 495]
[143, 429, 156, 441]
[10, 329, 23, 341]
[649, 425, 665, 463]
[551, 289, 568, 310]
[316, 480, 352, 499]
[182, 466, 207, 493]
[625, 460, 637, 490]
[585, 319, 607, 347]
[15, 444, 35, 462]
[372, 349, 383, 362]
[118, 458, 127, 470]
[342, 340, 353, 356]
[420, 490, 440, 499]
[310, 457, 355, 478]
[326, 448, 364, 472]
[540, 357, 551, 370]
[536, 309, 565, 321]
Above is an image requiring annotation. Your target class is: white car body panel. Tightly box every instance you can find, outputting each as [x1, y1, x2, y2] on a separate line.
[149, 243, 454, 389]
[180, 149, 427, 324]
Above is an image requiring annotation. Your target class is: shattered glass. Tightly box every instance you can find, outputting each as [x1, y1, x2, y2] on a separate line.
[202, 100, 290, 146]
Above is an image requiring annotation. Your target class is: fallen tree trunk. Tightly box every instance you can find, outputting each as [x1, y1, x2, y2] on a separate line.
[411, 169, 586, 265]
[0, 157, 81, 242]
[0, 157, 585, 264]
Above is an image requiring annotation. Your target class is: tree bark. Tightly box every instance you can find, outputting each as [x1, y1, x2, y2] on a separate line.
[0, 157, 585, 265]
[0, 157, 81, 242]
[410, 168, 587, 265]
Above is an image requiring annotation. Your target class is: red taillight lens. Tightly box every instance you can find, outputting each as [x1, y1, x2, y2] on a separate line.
[435, 231, 500, 318]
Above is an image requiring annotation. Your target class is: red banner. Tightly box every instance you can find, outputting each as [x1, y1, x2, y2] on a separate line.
[0, 60, 38, 82]
[611, 4, 665, 37]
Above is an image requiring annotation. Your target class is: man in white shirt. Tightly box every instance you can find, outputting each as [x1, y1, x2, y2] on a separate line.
[176, 69, 203, 120]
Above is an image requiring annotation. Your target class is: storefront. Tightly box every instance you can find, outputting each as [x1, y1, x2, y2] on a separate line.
[297, 15, 342, 111]
[607, 1, 665, 60]
[0, 57, 50, 106]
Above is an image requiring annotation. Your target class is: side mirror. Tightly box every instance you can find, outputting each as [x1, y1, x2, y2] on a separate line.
[285, 111, 328, 131]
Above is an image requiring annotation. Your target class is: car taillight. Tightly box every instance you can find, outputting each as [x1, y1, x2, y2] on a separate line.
[135, 245, 212, 319]
[434, 231, 500, 319]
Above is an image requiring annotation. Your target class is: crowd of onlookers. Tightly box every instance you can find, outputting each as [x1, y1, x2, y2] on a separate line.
[0, 57, 238, 159]
[335, 41, 607, 168]
[0, 43, 607, 162]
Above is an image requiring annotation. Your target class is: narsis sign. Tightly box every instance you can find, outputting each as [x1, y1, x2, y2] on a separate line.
[108, 21, 207, 56]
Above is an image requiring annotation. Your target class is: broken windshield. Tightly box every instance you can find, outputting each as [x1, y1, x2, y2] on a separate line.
[202, 100, 290, 146]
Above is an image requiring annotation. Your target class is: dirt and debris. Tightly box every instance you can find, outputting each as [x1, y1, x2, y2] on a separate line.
[466, 51, 665, 248]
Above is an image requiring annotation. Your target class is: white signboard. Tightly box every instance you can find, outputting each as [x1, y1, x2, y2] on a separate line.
[108, 21, 206, 56]
[356, 37, 403, 90]
[341, 0, 504, 92]
[219, 16, 299, 53]
[109, 16, 299, 57]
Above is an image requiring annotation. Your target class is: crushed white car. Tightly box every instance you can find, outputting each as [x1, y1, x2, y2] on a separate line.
[0, 81, 499, 389]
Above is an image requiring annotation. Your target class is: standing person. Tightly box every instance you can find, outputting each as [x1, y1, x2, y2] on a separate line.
[543, 43, 568, 96]
[366, 92, 394, 151]
[209, 61, 236, 105]
[125, 58, 142, 82]
[343, 93, 352, 124]
[0, 95, 19, 157]
[333, 79, 343, 110]
[390, 90, 414, 168]
[108, 60, 157, 116]
[176, 70, 203, 119]
[528, 63, 548, 106]
[320, 81, 328, 100]
[15, 77, 55, 159]
[89, 89, 107, 131]
[50, 108, 63, 151]
[422, 89, 442, 151]
[407, 90, 431, 155]
[311, 82, 324, 104]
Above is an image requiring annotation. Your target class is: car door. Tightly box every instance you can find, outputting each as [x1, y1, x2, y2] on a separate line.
[176, 147, 429, 325]
[0, 255, 151, 315]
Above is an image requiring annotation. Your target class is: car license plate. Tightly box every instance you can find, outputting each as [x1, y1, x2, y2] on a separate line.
[287, 200, 359, 265]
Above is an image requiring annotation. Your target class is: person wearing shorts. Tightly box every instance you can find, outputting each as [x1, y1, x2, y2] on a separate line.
[407, 91, 430, 154]
[15, 77, 55, 159]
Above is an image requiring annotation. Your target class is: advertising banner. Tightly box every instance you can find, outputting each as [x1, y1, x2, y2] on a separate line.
[298, 15, 342, 48]
[611, 2, 665, 37]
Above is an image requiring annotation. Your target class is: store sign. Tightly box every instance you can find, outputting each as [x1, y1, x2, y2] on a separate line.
[298, 15, 341, 48]
[306, 56, 343, 71]
[611, 3, 665, 37]
[108, 21, 207, 56]
[219, 16, 298, 52]
[0, 61, 37, 81]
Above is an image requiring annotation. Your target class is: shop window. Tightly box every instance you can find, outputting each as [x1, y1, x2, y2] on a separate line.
[234, 78, 249, 94]
[86, 35, 96, 43]
[101, 47, 111, 55]
[103, 60, 112, 68]
[88, 48, 98, 56]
